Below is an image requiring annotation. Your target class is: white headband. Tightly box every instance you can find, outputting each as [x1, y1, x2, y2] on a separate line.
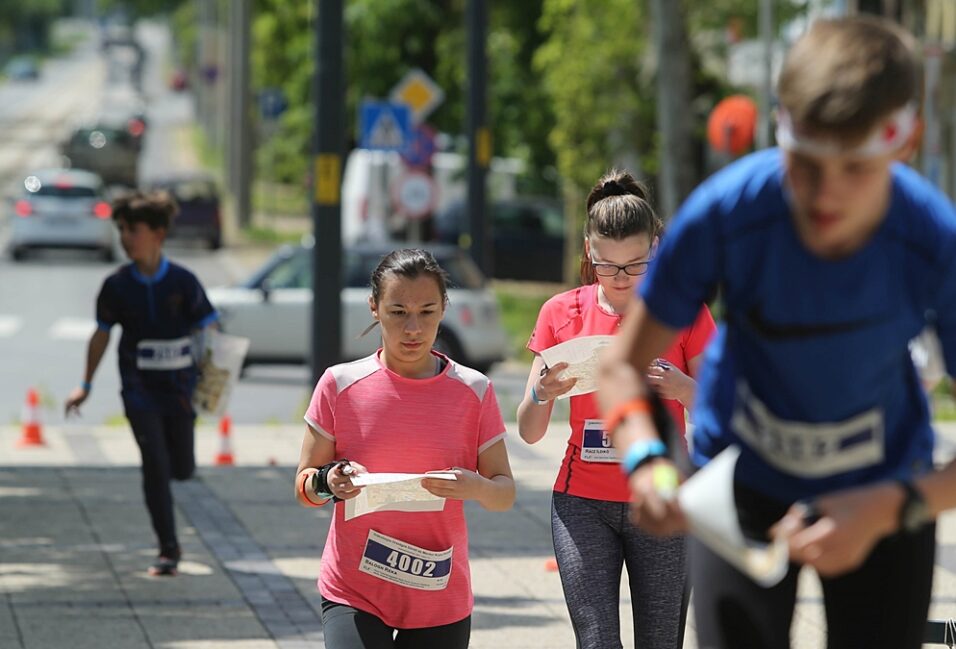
[776, 103, 918, 158]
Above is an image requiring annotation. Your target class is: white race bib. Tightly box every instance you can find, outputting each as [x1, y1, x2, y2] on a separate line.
[580, 419, 620, 463]
[136, 337, 193, 370]
[730, 381, 884, 478]
[359, 529, 453, 591]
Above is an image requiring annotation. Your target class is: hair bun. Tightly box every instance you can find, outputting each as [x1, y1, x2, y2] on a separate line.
[602, 179, 626, 197]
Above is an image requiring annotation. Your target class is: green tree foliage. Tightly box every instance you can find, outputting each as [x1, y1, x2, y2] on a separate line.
[535, 0, 653, 194]
[685, 0, 806, 39]
[0, 0, 68, 53]
[246, 0, 556, 188]
[250, 0, 314, 184]
[97, 0, 188, 18]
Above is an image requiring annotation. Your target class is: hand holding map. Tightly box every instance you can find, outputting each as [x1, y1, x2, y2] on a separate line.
[538, 335, 615, 399]
[344, 472, 458, 520]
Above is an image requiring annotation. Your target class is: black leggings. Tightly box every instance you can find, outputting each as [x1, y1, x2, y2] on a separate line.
[127, 410, 196, 555]
[320, 596, 471, 649]
[691, 484, 936, 649]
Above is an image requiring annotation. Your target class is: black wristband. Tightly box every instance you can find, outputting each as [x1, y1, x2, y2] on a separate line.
[312, 459, 351, 501]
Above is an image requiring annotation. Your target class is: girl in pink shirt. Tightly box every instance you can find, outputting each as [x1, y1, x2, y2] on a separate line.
[295, 248, 515, 649]
[517, 171, 715, 649]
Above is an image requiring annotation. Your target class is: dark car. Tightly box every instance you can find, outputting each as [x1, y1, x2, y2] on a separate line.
[434, 197, 566, 283]
[61, 123, 139, 187]
[148, 174, 222, 249]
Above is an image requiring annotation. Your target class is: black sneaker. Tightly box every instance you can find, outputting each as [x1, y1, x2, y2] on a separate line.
[148, 554, 180, 577]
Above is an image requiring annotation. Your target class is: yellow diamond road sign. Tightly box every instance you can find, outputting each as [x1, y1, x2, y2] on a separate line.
[390, 68, 445, 124]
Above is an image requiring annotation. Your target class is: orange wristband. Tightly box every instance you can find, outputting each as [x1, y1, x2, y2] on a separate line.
[298, 470, 329, 508]
[604, 398, 651, 434]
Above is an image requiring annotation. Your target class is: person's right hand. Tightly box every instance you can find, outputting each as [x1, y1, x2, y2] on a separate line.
[627, 458, 689, 536]
[534, 362, 578, 401]
[327, 460, 368, 500]
[64, 387, 89, 418]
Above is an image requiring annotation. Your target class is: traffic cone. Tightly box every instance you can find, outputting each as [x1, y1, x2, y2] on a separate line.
[17, 388, 45, 447]
[544, 557, 559, 572]
[215, 414, 235, 466]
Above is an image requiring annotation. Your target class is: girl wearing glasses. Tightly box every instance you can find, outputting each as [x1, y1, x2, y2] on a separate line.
[517, 170, 715, 649]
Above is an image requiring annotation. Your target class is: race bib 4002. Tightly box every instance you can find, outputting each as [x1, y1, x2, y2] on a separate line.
[580, 419, 620, 463]
[359, 530, 453, 590]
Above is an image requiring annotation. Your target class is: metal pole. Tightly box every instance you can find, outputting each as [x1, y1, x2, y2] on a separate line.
[228, 0, 253, 229]
[310, 0, 345, 387]
[198, 0, 212, 139]
[466, 0, 490, 276]
[757, 0, 774, 149]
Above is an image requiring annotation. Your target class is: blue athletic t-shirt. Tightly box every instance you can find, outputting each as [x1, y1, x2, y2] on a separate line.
[642, 148, 956, 502]
[96, 257, 218, 415]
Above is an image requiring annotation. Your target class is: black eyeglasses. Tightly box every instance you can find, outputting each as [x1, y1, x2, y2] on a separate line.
[589, 257, 651, 277]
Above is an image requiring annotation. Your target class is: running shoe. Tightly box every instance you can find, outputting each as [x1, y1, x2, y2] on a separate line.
[148, 554, 180, 576]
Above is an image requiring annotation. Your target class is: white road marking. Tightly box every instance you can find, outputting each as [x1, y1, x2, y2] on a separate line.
[0, 315, 22, 338]
[48, 317, 96, 341]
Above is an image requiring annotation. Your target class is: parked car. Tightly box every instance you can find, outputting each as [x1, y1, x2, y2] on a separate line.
[8, 169, 116, 261]
[61, 122, 139, 187]
[147, 173, 222, 249]
[4, 56, 40, 81]
[434, 197, 566, 283]
[207, 241, 509, 371]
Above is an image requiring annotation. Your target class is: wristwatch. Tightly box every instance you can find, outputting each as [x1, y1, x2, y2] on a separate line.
[897, 480, 931, 533]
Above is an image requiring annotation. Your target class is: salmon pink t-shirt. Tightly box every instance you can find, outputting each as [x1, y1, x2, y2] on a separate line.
[304, 351, 506, 629]
[527, 284, 715, 502]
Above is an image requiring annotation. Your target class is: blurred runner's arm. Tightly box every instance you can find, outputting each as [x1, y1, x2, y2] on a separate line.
[65, 328, 110, 416]
[599, 298, 687, 534]
[599, 298, 677, 451]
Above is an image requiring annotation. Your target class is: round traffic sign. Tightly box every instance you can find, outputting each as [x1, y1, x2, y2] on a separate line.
[391, 170, 437, 221]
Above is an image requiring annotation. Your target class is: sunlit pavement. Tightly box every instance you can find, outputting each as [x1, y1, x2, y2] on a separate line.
[4, 420, 956, 648]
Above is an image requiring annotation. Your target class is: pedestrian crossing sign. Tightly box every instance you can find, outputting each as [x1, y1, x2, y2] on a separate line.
[359, 101, 412, 152]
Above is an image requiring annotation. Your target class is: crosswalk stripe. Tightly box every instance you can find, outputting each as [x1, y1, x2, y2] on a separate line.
[0, 315, 22, 338]
[48, 317, 96, 341]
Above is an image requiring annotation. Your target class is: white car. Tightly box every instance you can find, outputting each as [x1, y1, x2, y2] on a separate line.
[208, 242, 510, 372]
[8, 168, 116, 261]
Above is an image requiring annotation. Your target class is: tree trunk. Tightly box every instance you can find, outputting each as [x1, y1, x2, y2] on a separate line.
[649, 0, 696, 219]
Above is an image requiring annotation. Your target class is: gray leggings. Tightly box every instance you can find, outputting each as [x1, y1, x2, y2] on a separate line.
[551, 491, 688, 649]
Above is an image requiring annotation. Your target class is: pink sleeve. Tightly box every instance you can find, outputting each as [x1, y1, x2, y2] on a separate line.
[526, 298, 559, 354]
[477, 383, 507, 454]
[303, 370, 337, 441]
[682, 305, 717, 364]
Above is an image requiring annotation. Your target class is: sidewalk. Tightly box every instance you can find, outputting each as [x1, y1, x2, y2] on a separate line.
[3, 421, 956, 648]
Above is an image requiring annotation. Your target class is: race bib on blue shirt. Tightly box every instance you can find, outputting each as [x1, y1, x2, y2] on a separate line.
[136, 337, 193, 370]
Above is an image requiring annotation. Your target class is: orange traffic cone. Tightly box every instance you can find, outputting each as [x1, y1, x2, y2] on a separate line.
[17, 388, 45, 447]
[215, 414, 235, 466]
[544, 557, 559, 572]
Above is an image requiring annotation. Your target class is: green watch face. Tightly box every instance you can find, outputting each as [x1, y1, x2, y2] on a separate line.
[900, 482, 930, 533]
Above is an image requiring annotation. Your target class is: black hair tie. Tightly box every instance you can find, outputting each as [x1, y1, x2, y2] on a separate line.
[603, 179, 622, 195]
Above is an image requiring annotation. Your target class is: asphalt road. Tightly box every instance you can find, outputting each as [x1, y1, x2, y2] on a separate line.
[0, 22, 533, 433]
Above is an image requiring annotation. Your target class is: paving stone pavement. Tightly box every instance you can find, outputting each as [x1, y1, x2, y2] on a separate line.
[3, 421, 956, 648]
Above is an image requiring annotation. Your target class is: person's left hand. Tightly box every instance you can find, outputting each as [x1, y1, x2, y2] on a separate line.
[646, 359, 694, 404]
[421, 468, 485, 501]
[771, 482, 901, 577]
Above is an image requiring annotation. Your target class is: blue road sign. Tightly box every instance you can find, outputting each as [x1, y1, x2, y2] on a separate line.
[359, 101, 412, 152]
[258, 87, 288, 121]
[400, 124, 437, 168]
